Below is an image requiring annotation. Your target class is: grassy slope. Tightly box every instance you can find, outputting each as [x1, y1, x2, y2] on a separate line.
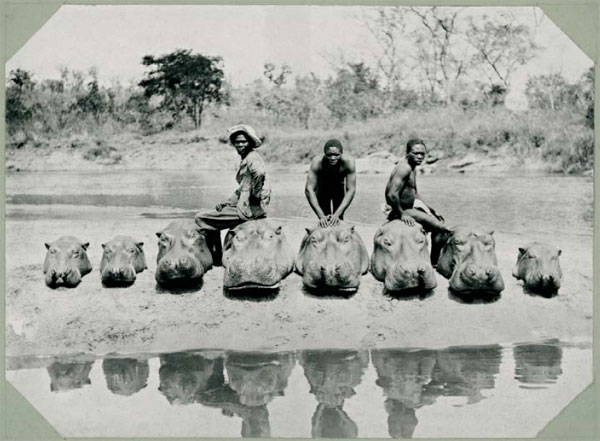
[5, 107, 594, 174]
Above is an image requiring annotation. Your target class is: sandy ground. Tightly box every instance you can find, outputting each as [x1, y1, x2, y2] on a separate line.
[5, 205, 593, 357]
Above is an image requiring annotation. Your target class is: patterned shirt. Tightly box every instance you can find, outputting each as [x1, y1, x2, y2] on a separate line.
[229, 150, 271, 220]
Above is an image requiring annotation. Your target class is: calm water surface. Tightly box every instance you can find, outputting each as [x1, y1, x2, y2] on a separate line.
[6, 341, 590, 438]
[5, 170, 594, 237]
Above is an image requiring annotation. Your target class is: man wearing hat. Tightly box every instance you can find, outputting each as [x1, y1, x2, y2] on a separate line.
[195, 124, 270, 266]
[305, 139, 357, 228]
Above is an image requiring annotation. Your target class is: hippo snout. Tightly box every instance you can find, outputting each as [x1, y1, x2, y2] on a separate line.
[306, 260, 358, 289]
[526, 273, 561, 292]
[46, 267, 82, 288]
[101, 265, 136, 285]
[156, 253, 204, 284]
[386, 262, 437, 292]
[453, 263, 504, 292]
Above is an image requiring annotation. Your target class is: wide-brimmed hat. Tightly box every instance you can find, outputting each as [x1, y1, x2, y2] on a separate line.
[227, 124, 262, 148]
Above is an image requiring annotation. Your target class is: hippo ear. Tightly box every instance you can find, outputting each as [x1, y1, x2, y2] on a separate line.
[275, 226, 283, 235]
[350, 225, 356, 233]
[101, 243, 106, 249]
[518, 247, 525, 256]
[45, 243, 50, 250]
[305, 228, 312, 236]
[155, 231, 162, 238]
[557, 249, 562, 256]
[136, 241, 144, 249]
[81, 242, 90, 250]
[487, 230, 494, 236]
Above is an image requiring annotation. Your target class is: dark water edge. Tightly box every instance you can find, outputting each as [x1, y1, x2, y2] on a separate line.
[5, 340, 592, 438]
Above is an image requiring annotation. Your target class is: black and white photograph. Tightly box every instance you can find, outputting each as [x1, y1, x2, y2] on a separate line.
[4, 4, 595, 438]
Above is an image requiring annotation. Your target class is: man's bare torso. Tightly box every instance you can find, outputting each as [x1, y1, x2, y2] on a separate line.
[385, 160, 417, 210]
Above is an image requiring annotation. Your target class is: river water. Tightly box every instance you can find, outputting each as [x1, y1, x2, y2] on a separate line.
[5, 341, 591, 438]
[5, 170, 594, 236]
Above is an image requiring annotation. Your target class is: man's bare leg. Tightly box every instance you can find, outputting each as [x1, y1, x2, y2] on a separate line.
[403, 208, 450, 232]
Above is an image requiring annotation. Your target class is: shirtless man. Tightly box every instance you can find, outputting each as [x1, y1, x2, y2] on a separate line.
[305, 139, 357, 228]
[385, 138, 451, 265]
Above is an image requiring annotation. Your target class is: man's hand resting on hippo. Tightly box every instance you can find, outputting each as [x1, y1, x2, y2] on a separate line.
[318, 216, 330, 228]
[328, 215, 341, 227]
[215, 201, 230, 212]
[400, 213, 415, 226]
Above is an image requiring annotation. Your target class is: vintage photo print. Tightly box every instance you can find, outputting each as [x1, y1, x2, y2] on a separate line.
[4, 4, 595, 438]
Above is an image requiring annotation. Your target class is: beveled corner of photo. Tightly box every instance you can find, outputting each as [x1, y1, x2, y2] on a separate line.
[3, 2, 597, 439]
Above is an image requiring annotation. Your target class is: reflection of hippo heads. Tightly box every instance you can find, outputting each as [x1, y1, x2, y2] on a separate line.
[295, 223, 369, 292]
[225, 352, 295, 407]
[372, 349, 438, 439]
[513, 243, 562, 294]
[47, 361, 93, 392]
[43, 236, 92, 288]
[437, 226, 504, 293]
[371, 221, 437, 292]
[312, 403, 358, 438]
[372, 349, 437, 407]
[158, 353, 225, 405]
[155, 220, 213, 286]
[430, 346, 502, 404]
[102, 357, 149, 396]
[513, 343, 563, 386]
[300, 350, 368, 439]
[300, 350, 368, 406]
[100, 236, 147, 286]
[222, 219, 294, 290]
[385, 400, 418, 439]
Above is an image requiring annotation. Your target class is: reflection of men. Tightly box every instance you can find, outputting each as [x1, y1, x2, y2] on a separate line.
[102, 357, 149, 396]
[385, 138, 450, 265]
[305, 139, 356, 227]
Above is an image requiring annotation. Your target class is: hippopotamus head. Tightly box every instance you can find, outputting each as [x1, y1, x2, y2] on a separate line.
[43, 236, 92, 288]
[155, 220, 213, 286]
[294, 223, 369, 292]
[47, 361, 93, 392]
[512, 242, 562, 294]
[100, 236, 147, 286]
[102, 358, 149, 396]
[225, 352, 295, 407]
[222, 220, 294, 290]
[371, 220, 437, 292]
[437, 226, 504, 293]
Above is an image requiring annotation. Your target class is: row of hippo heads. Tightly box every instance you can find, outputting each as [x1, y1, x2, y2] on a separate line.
[43, 220, 563, 294]
[370, 221, 561, 295]
[44, 235, 147, 288]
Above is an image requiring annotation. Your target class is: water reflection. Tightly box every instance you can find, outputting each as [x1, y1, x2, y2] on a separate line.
[300, 350, 369, 438]
[102, 357, 149, 396]
[23, 342, 571, 438]
[158, 352, 225, 405]
[372, 349, 438, 438]
[513, 342, 563, 388]
[430, 345, 502, 405]
[225, 352, 296, 437]
[47, 360, 93, 392]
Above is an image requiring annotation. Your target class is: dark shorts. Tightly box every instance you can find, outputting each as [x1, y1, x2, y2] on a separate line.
[317, 190, 345, 217]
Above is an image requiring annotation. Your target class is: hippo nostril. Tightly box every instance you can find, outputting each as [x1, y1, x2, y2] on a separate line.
[465, 267, 475, 278]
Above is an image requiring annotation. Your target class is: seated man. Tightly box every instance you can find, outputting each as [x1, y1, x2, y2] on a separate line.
[195, 124, 270, 266]
[305, 139, 357, 228]
[385, 138, 451, 265]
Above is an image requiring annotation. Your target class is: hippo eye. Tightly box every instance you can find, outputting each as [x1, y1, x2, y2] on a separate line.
[416, 237, 425, 244]
[528, 253, 536, 259]
[72, 250, 80, 257]
[49, 248, 57, 254]
[339, 235, 351, 243]
[126, 247, 136, 254]
[382, 238, 393, 247]
[454, 239, 467, 246]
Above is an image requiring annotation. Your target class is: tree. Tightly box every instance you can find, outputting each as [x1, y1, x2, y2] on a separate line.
[525, 73, 568, 110]
[263, 63, 292, 87]
[139, 49, 224, 129]
[325, 62, 381, 122]
[466, 13, 538, 89]
[6, 69, 38, 135]
[361, 7, 411, 96]
[409, 7, 469, 105]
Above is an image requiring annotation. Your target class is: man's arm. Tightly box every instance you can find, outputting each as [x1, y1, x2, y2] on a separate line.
[331, 158, 357, 221]
[305, 159, 328, 224]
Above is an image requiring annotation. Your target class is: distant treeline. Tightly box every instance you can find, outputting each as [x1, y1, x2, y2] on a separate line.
[4, 7, 595, 173]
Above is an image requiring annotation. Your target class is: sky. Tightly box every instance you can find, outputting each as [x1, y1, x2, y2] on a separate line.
[6, 5, 594, 108]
